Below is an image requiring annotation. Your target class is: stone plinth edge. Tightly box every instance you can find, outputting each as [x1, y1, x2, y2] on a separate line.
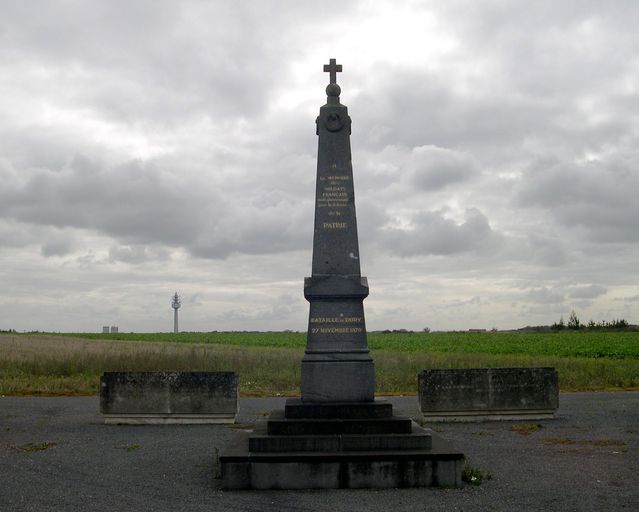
[304, 275, 369, 300]
[103, 413, 236, 425]
[422, 410, 557, 422]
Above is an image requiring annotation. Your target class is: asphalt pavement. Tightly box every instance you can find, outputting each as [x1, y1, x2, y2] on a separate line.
[1, 392, 638, 511]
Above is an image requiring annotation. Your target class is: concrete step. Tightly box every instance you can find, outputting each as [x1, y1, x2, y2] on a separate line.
[284, 398, 393, 419]
[249, 432, 433, 452]
[249, 423, 432, 452]
[266, 410, 413, 436]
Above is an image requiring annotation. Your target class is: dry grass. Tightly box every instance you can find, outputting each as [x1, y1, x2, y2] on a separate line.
[13, 442, 57, 453]
[511, 423, 543, 435]
[0, 334, 301, 396]
[1, 334, 638, 396]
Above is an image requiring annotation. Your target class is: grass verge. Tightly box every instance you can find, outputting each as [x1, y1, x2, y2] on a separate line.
[2, 334, 638, 396]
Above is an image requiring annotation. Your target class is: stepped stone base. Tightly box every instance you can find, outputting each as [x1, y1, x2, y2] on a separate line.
[220, 398, 463, 489]
[222, 431, 462, 489]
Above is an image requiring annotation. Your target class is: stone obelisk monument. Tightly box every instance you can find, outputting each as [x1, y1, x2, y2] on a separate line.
[220, 60, 463, 489]
[301, 58, 375, 402]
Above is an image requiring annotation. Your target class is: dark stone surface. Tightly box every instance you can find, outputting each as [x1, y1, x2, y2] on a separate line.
[418, 368, 558, 415]
[340, 428, 432, 451]
[100, 371, 238, 415]
[301, 59, 375, 403]
[303, 275, 369, 300]
[310, 99, 358, 277]
[285, 398, 392, 419]
[249, 432, 342, 452]
[266, 410, 413, 436]
[300, 360, 375, 402]
[248, 431, 432, 453]
[248, 420, 432, 453]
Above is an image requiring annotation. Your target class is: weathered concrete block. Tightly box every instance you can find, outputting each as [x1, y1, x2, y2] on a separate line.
[250, 462, 341, 490]
[419, 368, 558, 421]
[100, 371, 238, 424]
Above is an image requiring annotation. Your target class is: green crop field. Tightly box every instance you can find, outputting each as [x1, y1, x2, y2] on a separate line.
[59, 330, 639, 359]
[1, 331, 638, 396]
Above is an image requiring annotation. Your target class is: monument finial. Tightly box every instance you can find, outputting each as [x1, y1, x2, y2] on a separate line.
[323, 58, 342, 100]
[323, 58, 342, 85]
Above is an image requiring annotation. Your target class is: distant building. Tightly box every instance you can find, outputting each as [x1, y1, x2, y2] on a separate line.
[110, 326, 119, 333]
[102, 326, 110, 333]
[468, 328, 486, 333]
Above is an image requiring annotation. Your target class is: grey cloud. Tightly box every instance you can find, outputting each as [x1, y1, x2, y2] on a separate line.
[436, 296, 483, 310]
[531, 239, 568, 267]
[355, 198, 389, 247]
[41, 237, 75, 257]
[497, 234, 570, 269]
[0, 220, 80, 257]
[0, 154, 212, 246]
[0, 221, 42, 250]
[571, 300, 594, 310]
[352, 66, 559, 155]
[2, 1, 639, 331]
[185, 293, 204, 306]
[526, 287, 565, 304]
[209, 293, 303, 328]
[350, 1, 639, 173]
[0, 1, 360, 122]
[191, 195, 312, 259]
[441, 1, 639, 100]
[0, 126, 74, 172]
[0, 152, 315, 260]
[108, 245, 170, 264]
[407, 145, 477, 191]
[381, 208, 497, 256]
[517, 155, 639, 243]
[522, 304, 567, 317]
[568, 284, 607, 299]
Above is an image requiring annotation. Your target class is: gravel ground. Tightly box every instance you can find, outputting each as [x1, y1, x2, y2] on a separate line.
[1, 392, 637, 511]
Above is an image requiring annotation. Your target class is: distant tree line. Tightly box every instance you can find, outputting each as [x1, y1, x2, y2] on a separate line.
[551, 310, 630, 331]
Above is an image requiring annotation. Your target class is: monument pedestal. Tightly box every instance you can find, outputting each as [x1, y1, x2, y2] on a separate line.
[301, 275, 375, 402]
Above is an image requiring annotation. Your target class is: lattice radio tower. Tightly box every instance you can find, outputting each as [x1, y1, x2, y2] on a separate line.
[171, 292, 181, 333]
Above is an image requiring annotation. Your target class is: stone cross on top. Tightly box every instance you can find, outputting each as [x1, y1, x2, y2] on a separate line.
[324, 58, 342, 85]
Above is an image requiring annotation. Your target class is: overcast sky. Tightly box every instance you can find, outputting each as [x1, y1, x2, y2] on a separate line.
[1, 0, 638, 332]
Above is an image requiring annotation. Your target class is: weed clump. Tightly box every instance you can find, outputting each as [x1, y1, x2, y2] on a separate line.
[462, 464, 492, 486]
